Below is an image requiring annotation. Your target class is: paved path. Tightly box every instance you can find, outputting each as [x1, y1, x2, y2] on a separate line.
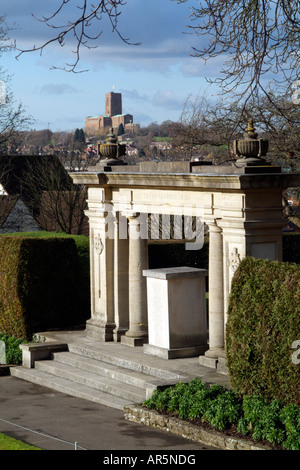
[0, 375, 217, 452]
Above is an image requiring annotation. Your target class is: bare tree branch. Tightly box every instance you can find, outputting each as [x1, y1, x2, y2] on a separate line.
[175, 0, 300, 121]
[13, 0, 140, 73]
[0, 17, 34, 150]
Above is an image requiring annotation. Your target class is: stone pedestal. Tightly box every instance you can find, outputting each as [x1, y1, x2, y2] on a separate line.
[143, 267, 208, 359]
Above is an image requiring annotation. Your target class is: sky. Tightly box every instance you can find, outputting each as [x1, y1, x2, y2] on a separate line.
[1, 0, 224, 132]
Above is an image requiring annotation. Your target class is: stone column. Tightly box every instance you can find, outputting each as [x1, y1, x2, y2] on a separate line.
[199, 220, 224, 367]
[113, 212, 129, 341]
[121, 213, 148, 347]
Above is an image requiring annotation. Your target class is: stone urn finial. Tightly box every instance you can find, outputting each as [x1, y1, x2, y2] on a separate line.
[97, 127, 126, 165]
[245, 118, 257, 139]
[233, 118, 269, 167]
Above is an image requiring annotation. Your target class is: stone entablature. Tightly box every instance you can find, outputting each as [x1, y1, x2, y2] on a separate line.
[71, 167, 300, 369]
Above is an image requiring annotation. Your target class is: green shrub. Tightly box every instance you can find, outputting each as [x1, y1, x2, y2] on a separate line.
[144, 378, 239, 430]
[226, 257, 300, 404]
[0, 333, 30, 364]
[0, 236, 89, 339]
[237, 396, 285, 446]
[143, 378, 300, 450]
[280, 403, 300, 450]
[201, 390, 242, 431]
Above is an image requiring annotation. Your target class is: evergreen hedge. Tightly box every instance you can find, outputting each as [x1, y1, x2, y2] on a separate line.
[0, 236, 89, 339]
[226, 257, 300, 405]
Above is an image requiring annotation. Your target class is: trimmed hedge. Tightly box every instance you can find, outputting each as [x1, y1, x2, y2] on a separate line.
[226, 257, 300, 405]
[0, 236, 89, 339]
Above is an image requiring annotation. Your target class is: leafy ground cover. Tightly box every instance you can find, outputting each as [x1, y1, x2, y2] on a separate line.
[143, 378, 300, 450]
[0, 333, 30, 364]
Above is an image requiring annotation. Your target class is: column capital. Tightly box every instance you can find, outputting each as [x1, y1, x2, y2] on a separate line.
[206, 218, 223, 232]
[121, 211, 140, 221]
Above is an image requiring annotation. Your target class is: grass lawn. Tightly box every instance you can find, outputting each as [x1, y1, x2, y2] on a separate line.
[0, 433, 41, 450]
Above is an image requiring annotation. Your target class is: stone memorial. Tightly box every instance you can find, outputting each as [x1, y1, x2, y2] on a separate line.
[143, 267, 208, 359]
[71, 123, 300, 371]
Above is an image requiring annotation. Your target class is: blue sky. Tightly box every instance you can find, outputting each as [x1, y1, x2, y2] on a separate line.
[1, 0, 223, 132]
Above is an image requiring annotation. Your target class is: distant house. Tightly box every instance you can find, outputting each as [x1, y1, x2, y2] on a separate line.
[0, 195, 40, 233]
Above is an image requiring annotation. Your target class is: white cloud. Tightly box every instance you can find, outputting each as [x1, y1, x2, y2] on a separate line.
[39, 83, 79, 94]
[120, 89, 149, 102]
[152, 90, 185, 110]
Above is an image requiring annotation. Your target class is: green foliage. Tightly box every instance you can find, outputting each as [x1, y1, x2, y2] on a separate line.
[144, 378, 300, 450]
[280, 404, 300, 450]
[144, 378, 240, 430]
[0, 235, 89, 339]
[0, 332, 30, 364]
[117, 123, 125, 136]
[201, 390, 242, 431]
[237, 396, 285, 446]
[226, 257, 300, 404]
[73, 128, 85, 144]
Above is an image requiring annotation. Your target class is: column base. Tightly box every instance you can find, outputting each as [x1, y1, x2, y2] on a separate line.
[216, 356, 228, 375]
[144, 343, 208, 360]
[121, 333, 148, 347]
[199, 355, 218, 369]
[199, 347, 227, 372]
[85, 319, 115, 342]
[113, 327, 128, 342]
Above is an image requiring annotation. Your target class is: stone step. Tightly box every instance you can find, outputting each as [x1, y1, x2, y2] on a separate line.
[35, 359, 146, 403]
[52, 351, 164, 394]
[10, 367, 132, 410]
[67, 342, 185, 381]
[12, 335, 197, 410]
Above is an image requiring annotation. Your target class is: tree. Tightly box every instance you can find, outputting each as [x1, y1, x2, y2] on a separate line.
[169, 95, 241, 161]
[73, 128, 86, 150]
[118, 123, 125, 136]
[170, 91, 300, 167]
[175, 0, 300, 122]
[20, 155, 88, 235]
[0, 16, 33, 152]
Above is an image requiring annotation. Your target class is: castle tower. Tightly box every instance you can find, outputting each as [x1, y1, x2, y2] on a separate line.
[105, 92, 122, 117]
